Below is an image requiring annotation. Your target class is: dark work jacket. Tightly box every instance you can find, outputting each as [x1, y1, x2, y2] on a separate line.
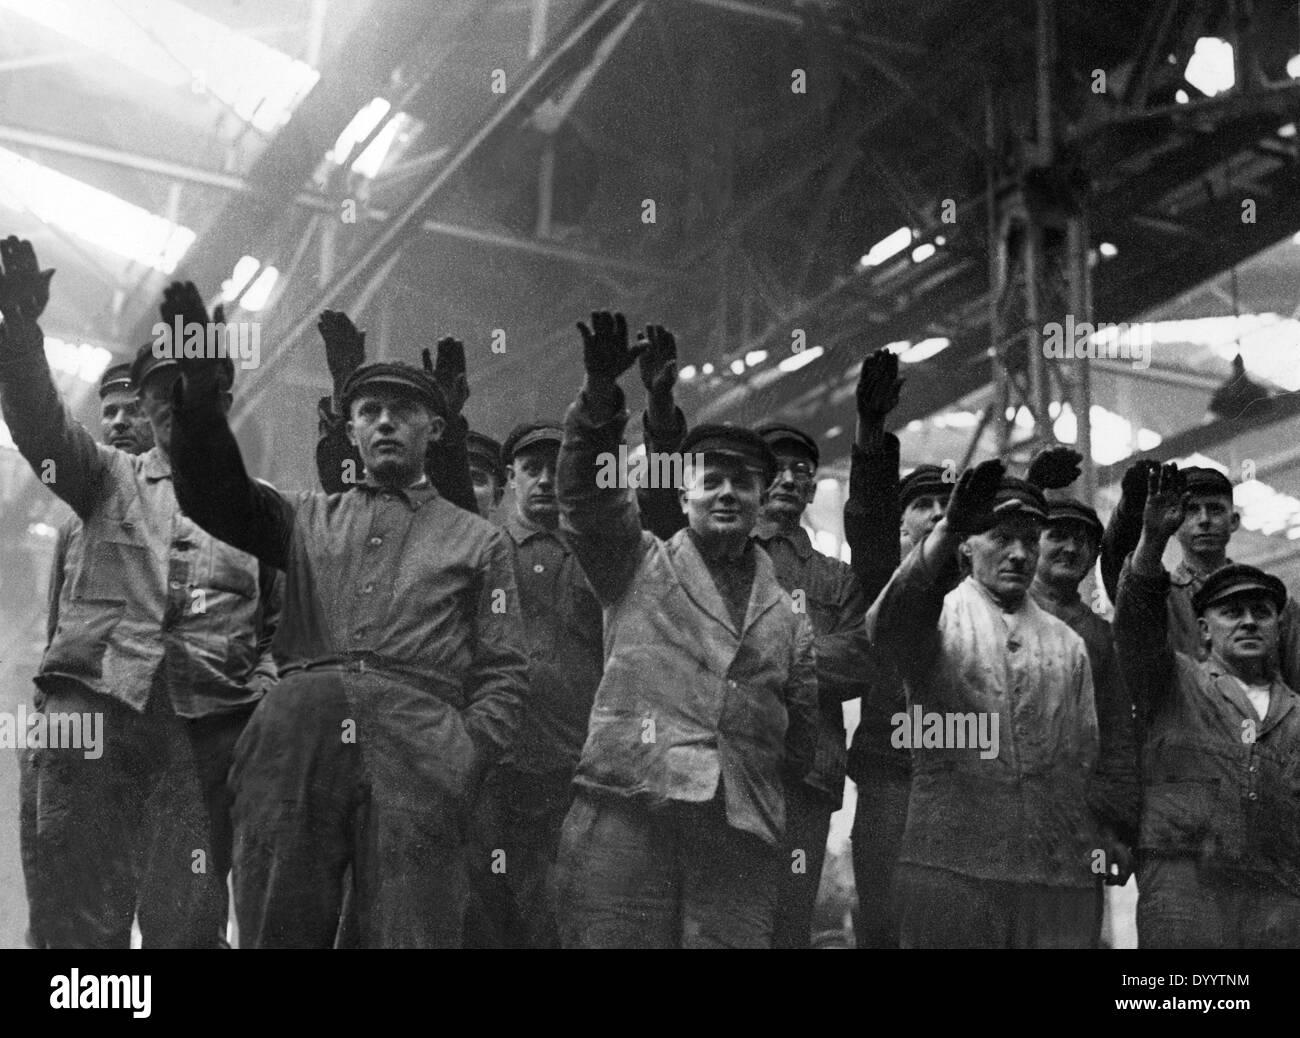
[171, 374, 529, 781]
[557, 383, 819, 847]
[1114, 560, 1300, 898]
[499, 511, 604, 776]
[1031, 585, 1140, 844]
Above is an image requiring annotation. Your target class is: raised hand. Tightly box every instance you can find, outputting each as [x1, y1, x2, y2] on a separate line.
[1142, 462, 1187, 541]
[161, 281, 224, 380]
[422, 336, 469, 417]
[856, 347, 903, 424]
[317, 310, 366, 387]
[0, 236, 54, 353]
[578, 310, 643, 385]
[1026, 445, 1083, 490]
[636, 324, 678, 400]
[1120, 458, 1160, 507]
[944, 458, 1006, 535]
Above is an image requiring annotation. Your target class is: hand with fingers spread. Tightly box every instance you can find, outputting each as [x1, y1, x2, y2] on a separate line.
[1141, 463, 1188, 541]
[1026, 445, 1083, 491]
[578, 310, 643, 388]
[0, 236, 55, 356]
[944, 459, 1007, 536]
[318, 310, 366, 401]
[637, 325, 678, 399]
[422, 336, 469, 418]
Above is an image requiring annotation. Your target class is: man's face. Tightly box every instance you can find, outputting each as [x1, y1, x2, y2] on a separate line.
[101, 387, 153, 454]
[138, 370, 179, 455]
[347, 388, 443, 486]
[470, 462, 504, 519]
[680, 454, 765, 542]
[1199, 594, 1279, 671]
[964, 515, 1043, 607]
[1036, 520, 1098, 589]
[1176, 493, 1238, 559]
[511, 443, 559, 527]
[902, 492, 949, 547]
[763, 447, 817, 523]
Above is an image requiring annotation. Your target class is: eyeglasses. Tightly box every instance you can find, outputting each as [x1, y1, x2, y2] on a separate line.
[774, 461, 815, 482]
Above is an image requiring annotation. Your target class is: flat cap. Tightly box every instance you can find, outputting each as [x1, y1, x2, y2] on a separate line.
[753, 423, 819, 469]
[340, 361, 447, 418]
[1182, 466, 1235, 501]
[131, 341, 234, 391]
[899, 464, 951, 511]
[680, 423, 777, 487]
[466, 430, 505, 482]
[1047, 498, 1104, 542]
[990, 477, 1049, 523]
[1192, 563, 1287, 615]
[98, 362, 135, 398]
[503, 422, 563, 461]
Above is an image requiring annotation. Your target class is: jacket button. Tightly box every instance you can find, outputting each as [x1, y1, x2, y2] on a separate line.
[728, 680, 737, 689]
[170, 580, 182, 590]
[362, 583, 374, 593]
[369, 537, 382, 547]
[1249, 792, 1258, 801]
[533, 564, 545, 574]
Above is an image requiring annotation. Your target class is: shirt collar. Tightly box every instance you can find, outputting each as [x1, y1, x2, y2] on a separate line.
[357, 478, 439, 511]
[505, 510, 561, 546]
[1171, 557, 1233, 588]
[750, 518, 814, 559]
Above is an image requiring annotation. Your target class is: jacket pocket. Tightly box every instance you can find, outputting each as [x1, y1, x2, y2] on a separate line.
[78, 525, 148, 603]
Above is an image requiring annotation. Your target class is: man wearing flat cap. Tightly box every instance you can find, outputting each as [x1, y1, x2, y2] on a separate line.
[1103, 461, 1300, 690]
[466, 419, 604, 949]
[1115, 463, 1300, 947]
[1030, 497, 1140, 944]
[552, 310, 818, 948]
[312, 309, 479, 513]
[166, 282, 528, 947]
[746, 419, 866, 948]
[0, 242, 278, 948]
[466, 430, 506, 518]
[867, 459, 1103, 947]
[19, 359, 158, 947]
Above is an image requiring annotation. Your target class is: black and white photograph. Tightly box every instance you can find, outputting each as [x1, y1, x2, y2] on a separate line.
[0, 0, 1294, 1015]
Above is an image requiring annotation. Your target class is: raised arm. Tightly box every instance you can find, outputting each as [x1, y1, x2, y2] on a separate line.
[1112, 462, 1185, 727]
[846, 348, 903, 601]
[1100, 459, 1159, 602]
[0, 237, 110, 519]
[420, 337, 478, 515]
[557, 310, 650, 604]
[865, 459, 1003, 677]
[165, 282, 296, 569]
[635, 323, 689, 540]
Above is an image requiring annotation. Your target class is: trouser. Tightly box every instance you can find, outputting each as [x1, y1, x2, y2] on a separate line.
[466, 766, 574, 949]
[556, 790, 780, 949]
[771, 781, 834, 949]
[895, 864, 1099, 949]
[230, 671, 472, 948]
[1137, 855, 1300, 949]
[32, 677, 247, 949]
[850, 764, 911, 948]
[18, 742, 43, 947]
